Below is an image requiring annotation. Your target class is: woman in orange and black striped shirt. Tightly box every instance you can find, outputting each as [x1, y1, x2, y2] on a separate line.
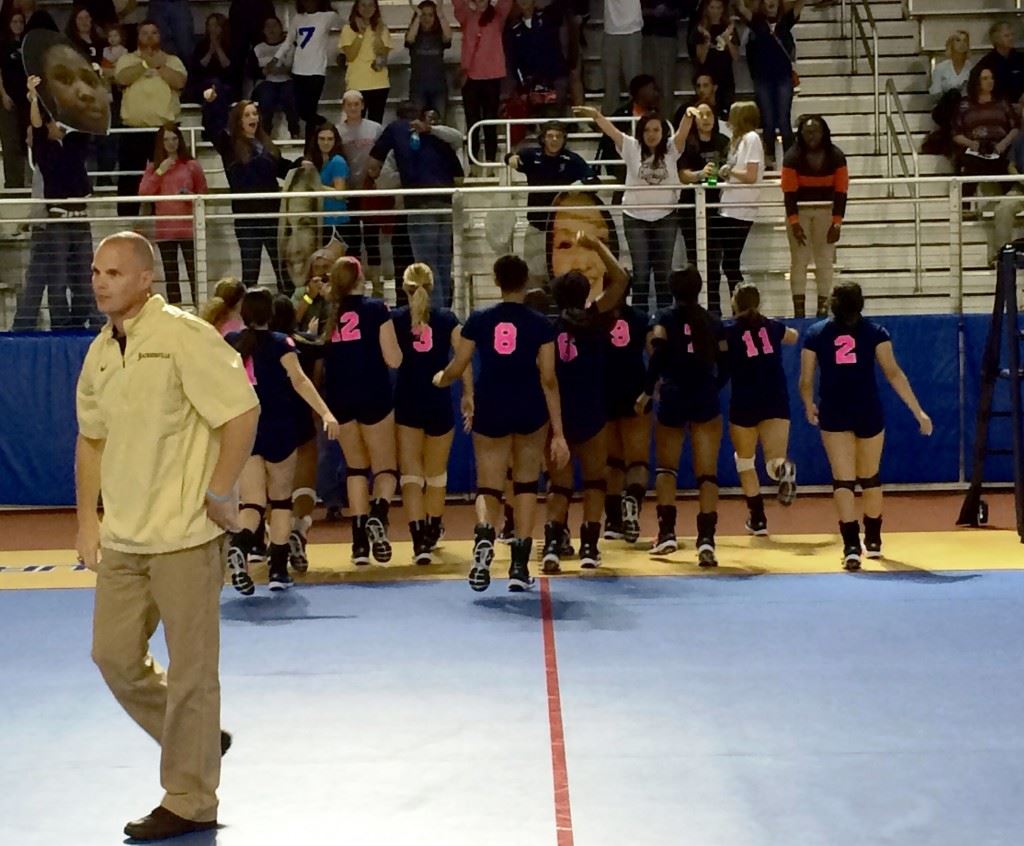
[780, 114, 849, 317]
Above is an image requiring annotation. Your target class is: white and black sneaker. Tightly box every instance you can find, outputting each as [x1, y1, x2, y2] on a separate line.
[367, 499, 392, 564]
[351, 515, 370, 566]
[508, 538, 535, 592]
[777, 460, 798, 506]
[288, 529, 309, 572]
[268, 562, 294, 592]
[579, 522, 601, 569]
[745, 515, 768, 537]
[227, 543, 255, 596]
[469, 524, 495, 592]
[622, 494, 642, 544]
[843, 545, 862, 571]
[650, 505, 678, 555]
[697, 539, 718, 568]
[541, 521, 563, 574]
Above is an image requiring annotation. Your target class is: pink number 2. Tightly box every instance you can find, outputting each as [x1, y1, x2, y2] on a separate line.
[610, 319, 630, 348]
[412, 325, 434, 353]
[332, 311, 361, 342]
[557, 332, 578, 362]
[834, 334, 857, 364]
[494, 322, 518, 355]
[741, 327, 776, 358]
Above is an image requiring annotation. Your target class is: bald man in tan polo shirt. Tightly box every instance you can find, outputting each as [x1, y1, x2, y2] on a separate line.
[75, 232, 259, 842]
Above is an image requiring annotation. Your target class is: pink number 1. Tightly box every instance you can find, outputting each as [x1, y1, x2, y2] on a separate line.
[834, 334, 857, 364]
[557, 332, 578, 362]
[494, 322, 518, 354]
[412, 325, 434, 352]
[332, 311, 361, 342]
[741, 327, 776, 358]
[610, 319, 630, 348]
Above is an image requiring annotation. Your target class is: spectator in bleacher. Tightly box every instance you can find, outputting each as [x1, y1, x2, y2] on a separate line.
[596, 72, 661, 184]
[293, 247, 335, 331]
[138, 124, 208, 306]
[506, 119, 596, 282]
[147, 0, 195, 61]
[677, 103, 728, 311]
[337, 89, 384, 285]
[603, 0, 644, 114]
[102, 24, 126, 68]
[641, 0, 691, 119]
[278, 0, 344, 142]
[340, 0, 392, 124]
[953, 66, 1018, 219]
[254, 16, 301, 138]
[505, 0, 569, 118]
[781, 113, 847, 318]
[368, 101, 464, 307]
[114, 20, 187, 218]
[12, 75, 96, 331]
[230, 0, 277, 86]
[687, 0, 737, 120]
[672, 70, 727, 133]
[189, 13, 240, 106]
[453, 0, 513, 164]
[0, 10, 29, 189]
[306, 121, 350, 246]
[923, 30, 974, 157]
[406, 1, 453, 121]
[17, 0, 57, 34]
[204, 91, 313, 292]
[988, 131, 1024, 264]
[66, 4, 106, 67]
[737, 0, 802, 168]
[714, 100, 763, 313]
[79, 0, 119, 36]
[576, 102, 688, 311]
[975, 20, 1024, 106]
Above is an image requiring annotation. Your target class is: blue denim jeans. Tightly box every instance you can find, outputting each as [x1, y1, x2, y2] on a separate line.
[255, 80, 300, 136]
[13, 219, 98, 330]
[755, 77, 795, 159]
[407, 209, 453, 308]
[149, 0, 195, 61]
[623, 212, 677, 313]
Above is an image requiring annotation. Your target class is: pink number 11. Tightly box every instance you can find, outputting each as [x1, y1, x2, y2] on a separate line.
[741, 327, 775, 358]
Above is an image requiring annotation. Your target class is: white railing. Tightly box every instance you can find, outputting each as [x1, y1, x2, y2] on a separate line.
[883, 77, 924, 292]
[849, 0, 881, 155]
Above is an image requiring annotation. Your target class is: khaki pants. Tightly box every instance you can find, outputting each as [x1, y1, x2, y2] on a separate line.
[989, 185, 1024, 263]
[787, 205, 836, 298]
[92, 538, 224, 822]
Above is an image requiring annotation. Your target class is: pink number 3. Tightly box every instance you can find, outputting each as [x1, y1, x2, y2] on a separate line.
[412, 325, 434, 353]
[610, 319, 630, 348]
[557, 332, 578, 362]
[331, 311, 361, 342]
[494, 322, 518, 355]
[834, 334, 857, 364]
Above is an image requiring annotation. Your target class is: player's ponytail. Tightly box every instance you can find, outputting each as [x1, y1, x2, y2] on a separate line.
[320, 256, 364, 342]
[829, 281, 864, 327]
[200, 276, 245, 330]
[236, 287, 274, 360]
[669, 266, 717, 365]
[732, 282, 761, 323]
[403, 263, 434, 329]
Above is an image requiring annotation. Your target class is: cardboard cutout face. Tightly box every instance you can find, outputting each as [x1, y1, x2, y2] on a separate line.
[23, 29, 110, 135]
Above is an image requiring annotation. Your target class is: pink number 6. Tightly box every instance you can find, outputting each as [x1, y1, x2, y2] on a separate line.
[412, 324, 434, 353]
[494, 322, 518, 355]
[834, 334, 857, 364]
[610, 319, 630, 348]
[557, 331, 578, 362]
[332, 311, 361, 342]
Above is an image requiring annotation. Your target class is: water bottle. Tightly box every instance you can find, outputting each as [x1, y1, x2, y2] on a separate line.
[410, 129, 421, 151]
[706, 161, 719, 188]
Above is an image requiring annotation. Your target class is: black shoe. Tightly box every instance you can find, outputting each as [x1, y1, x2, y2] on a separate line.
[226, 544, 254, 596]
[559, 525, 575, 558]
[247, 532, 267, 566]
[604, 494, 625, 539]
[579, 522, 601, 569]
[697, 538, 718, 568]
[650, 505, 677, 555]
[410, 520, 433, 566]
[745, 514, 768, 536]
[603, 518, 625, 541]
[426, 516, 444, 551]
[325, 505, 344, 522]
[367, 499, 392, 563]
[541, 521, 562, 574]
[863, 515, 883, 559]
[123, 806, 217, 841]
[288, 529, 309, 572]
[508, 538, 535, 592]
[267, 559, 294, 592]
[777, 459, 798, 506]
[843, 545, 862, 571]
[351, 515, 370, 566]
[497, 506, 515, 544]
[864, 539, 882, 559]
[220, 730, 232, 757]
[621, 494, 641, 544]
[469, 523, 495, 592]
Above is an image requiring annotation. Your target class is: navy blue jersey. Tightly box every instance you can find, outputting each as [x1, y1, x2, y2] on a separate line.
[462, 301, 556, 437]
[393, 305, 460, 435]
[321, 295, 393, 420]
[554, 316, 608, 444]
[803, 317, 890, 414]
[604, 305, 649, 414]
[724, 316, 789, 418]
[654, 304, 723, 397]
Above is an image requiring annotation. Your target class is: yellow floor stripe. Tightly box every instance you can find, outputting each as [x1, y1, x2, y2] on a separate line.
[0, 530, 1021, 590]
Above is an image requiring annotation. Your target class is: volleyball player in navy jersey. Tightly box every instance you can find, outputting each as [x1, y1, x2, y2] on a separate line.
[318, 257, 403, 565]
[271, 295, 321, 572]
[603, 295, 652, 544]
[636, 267, 727, 566]
[434, 255, 570, 593]
[542, 248, 628, 571]
[225, 289, 340, 594]
[799, 282, 932, 570]
[724, 283, 799, 536]
[392, 263, 474, 565]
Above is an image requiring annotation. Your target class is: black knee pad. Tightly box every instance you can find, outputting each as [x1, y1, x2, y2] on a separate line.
[268, 497, 292, 511]
[832, 478, 857, 492]
[347, 466, 371, 479]
[513, 479, 540, 496]
[606, 457, 626, 471]
[857, 474, 882, 490]
[477, 486, 504, 501]
[239, 502, 266, 518]
[696, 474, 718, 488]
[506, 467, 514, 481]
[582, 478, 608, 492]
[547, 484, 574, 500]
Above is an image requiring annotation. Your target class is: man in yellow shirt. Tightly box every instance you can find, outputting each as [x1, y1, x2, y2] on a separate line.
[76, 232, 259, 842]
[114, 20, 187, 217]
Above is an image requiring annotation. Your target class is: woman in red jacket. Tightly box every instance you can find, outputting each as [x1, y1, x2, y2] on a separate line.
[139, 124, 209, 305]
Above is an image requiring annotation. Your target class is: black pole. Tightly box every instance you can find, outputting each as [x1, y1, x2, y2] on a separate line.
[1002, 245, 1024, 542]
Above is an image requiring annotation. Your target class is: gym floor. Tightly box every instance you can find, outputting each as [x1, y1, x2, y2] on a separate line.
[2, 492, 1022, 845]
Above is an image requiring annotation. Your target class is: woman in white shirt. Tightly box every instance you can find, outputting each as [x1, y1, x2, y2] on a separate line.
[714, 101, 764, 313]
[277, 0, 343, 139]
[575, 103, 688, 310]
[931, 30, 974, 97]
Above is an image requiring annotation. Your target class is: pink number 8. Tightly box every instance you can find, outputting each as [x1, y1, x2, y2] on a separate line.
[494, 322, 518, 354]
[412, 324, 434, 353]
[557, 332, 578, 362]
[834, 334, 857, 365]
[610, 319, 630, 348]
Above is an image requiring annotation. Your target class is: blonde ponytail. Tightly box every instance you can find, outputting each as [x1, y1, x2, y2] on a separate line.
[402, 262, 434, 329]
[200, 276, 245, 329]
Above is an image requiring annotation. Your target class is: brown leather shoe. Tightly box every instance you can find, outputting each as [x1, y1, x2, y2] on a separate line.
[123, 806, 217, 841]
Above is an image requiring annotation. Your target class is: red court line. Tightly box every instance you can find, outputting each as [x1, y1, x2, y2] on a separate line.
[540, 577, 574, 846]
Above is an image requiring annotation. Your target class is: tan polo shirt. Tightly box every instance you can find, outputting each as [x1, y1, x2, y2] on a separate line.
[76, 296, 259, 555]
[115, 51, 187, 127]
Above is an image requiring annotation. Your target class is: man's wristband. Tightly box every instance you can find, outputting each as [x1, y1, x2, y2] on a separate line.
[303, 293, 314, 305]
[205, 488, 232, 503]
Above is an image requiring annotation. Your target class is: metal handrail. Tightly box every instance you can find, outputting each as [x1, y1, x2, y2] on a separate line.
[883, 77, 923, 292]
[849, 0, 881, 154]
